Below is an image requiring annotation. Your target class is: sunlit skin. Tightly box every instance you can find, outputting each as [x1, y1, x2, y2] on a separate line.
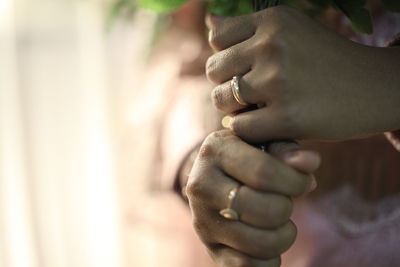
[207, 6, 400, 143]
[186, 130, 320, 267]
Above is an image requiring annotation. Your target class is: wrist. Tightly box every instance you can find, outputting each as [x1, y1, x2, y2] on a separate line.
[354, 45, 400, 135]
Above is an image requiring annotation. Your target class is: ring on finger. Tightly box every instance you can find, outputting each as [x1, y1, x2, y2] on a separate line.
[231, 76, 248, 106]
[219, 184, 241, 221]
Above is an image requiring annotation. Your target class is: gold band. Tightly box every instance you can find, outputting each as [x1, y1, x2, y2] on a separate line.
[219, 185, 240, 220]
[231, 76, 248, 106]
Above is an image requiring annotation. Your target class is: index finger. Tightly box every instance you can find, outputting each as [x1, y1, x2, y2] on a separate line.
[208, 13, 256, 51]
[200, 131, 314, 197]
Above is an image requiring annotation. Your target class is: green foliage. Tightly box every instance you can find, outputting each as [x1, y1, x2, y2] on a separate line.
[332, 0, 372, 34]
[383, 0, 400, 12]
[108, 0, 400, 35]
[208, 0, 253, 16]
[138, 0, 188, 12]
[347, 7, 373, 34]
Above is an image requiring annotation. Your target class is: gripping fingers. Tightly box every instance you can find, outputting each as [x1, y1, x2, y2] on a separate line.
[211, 74, 263, 114]
[199, 210, 297, 260]
[188, 167, 292, 229]
[210, 246, 281, 267]
[208, 13, 256, 51]
[204, 131, 313, 197]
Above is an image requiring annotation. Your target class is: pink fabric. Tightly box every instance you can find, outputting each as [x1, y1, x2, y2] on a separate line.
[285, 191, 400, 267]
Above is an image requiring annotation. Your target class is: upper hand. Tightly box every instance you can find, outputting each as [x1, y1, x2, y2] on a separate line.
[206, 6, 400, 143]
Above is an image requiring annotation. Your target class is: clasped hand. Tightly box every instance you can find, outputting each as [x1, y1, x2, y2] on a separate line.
[186, 5, 400, 266]
[186, 131, 320, 266]
[207, 6, 399, 142]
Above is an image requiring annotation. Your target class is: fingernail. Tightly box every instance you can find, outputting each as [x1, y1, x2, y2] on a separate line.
[308, 177, 317, 193]
[282, 150, 300, 161]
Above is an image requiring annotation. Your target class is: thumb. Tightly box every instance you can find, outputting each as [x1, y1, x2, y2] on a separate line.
[267, 141, 321, 173]
[268, 141, 320, 193]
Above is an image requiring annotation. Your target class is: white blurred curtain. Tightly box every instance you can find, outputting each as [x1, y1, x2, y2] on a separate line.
[0, 0, 146, 266]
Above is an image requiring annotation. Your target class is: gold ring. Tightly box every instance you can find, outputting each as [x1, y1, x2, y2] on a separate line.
[231, 76, 248, 106]
[219, 185, 241, 220]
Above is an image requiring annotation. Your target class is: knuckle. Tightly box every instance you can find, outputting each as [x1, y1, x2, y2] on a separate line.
[207, 130, 233, 141]
[211, 87, 225, 110]
[268, 67, 285, 87]
[198, 142, 215, 159]
[185, 178, 203, 198]
[209, 28, 225, 51]
[252, 36, 281, 56]
[206, 56, 218, 83]
[264, 5, 292, 24]
[199, 131, 234, 159]
[186, 172, 211, 200]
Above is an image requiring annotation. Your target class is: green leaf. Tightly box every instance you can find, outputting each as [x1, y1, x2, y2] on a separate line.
[332, 0, 372, 34]
[348, 7, 373, 34]
[383, 0, 400, 12]
[137, 0, 189, 13]
[334, 0, 365, 10]
[307, 0, 333, 8]
[208, 0, 253, 16]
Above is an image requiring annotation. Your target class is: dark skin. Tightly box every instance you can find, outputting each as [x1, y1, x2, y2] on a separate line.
[207, 6, 400, 143]
[186, 131, 320, 266]
[187, 5, 400, 266]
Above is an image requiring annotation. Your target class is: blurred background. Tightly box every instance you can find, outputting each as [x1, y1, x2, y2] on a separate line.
[0, 0, 171, 266]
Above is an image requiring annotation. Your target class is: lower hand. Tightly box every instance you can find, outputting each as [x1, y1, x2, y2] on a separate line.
[186, 130, 320, 266]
